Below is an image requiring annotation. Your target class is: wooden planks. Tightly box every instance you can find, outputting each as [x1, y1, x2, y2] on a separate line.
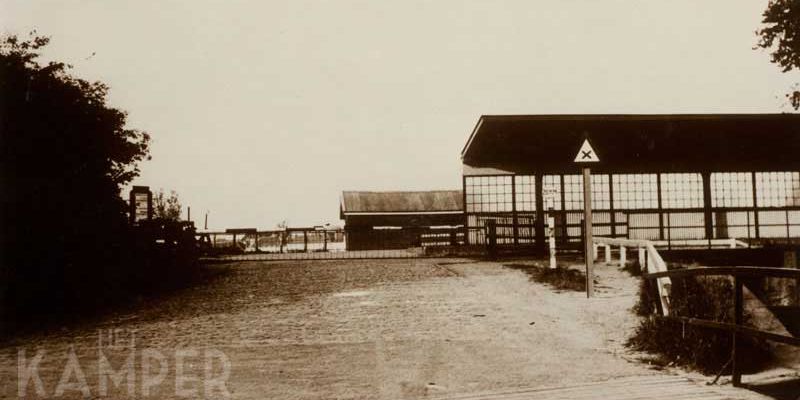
[433, 375, 763, 400]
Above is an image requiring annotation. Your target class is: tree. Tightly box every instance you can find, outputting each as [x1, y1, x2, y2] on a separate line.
[757, 0, 800, 108]
[0, 33, 151, 321]
[154, 189, 182, 221]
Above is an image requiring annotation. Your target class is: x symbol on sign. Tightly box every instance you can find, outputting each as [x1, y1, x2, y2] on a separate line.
[581, 150, 593, 159]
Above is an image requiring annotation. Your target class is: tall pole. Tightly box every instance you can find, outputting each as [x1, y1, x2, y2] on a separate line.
[583, 167, 594, 298]
[204, 212, 208, 230]
[574, 137, 599, 299]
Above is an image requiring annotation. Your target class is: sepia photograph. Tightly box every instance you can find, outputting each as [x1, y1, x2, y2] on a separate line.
[2, 1, 800, 399]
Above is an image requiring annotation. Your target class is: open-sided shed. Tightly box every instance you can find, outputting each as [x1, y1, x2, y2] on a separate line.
[461, 114, 800, 251]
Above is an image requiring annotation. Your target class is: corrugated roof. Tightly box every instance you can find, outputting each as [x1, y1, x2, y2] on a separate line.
[341, 190, 463, 214]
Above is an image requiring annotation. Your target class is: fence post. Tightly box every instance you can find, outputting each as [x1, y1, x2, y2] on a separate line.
[605, 244, 612, 264]
[593, 243, 599, 262]
[732, 275, 744, 387]
[303, 230, 308, 252]
[549, 215, 557, 269]
[620, 245, 626, 266]
[638, 247, 646, 272]
[254, 232, 260, 252]
[487, 219, 497, 259]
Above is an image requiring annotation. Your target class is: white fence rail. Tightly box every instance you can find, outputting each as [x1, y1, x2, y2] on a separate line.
[593, 236, 672, 316]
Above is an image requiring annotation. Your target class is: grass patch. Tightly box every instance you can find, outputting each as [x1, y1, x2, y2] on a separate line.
[627, 270, 773, 374]
[506, 263, 586, 292]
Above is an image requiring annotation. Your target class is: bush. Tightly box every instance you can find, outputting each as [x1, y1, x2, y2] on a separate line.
[506, 263, 586, 292]
[627, 272, 773, 374]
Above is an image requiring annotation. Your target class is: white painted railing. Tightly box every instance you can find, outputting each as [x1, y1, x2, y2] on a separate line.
[593, 237, 672, 316]
[649, 238, 748, 249]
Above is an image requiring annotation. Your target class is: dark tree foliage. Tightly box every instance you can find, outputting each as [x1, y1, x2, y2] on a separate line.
[0, 34, 151, 325]
[758, 0, 800, 108]
[154, 189, 182, 221]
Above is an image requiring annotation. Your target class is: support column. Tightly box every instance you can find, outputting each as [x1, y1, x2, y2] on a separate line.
[702, 171, 714, 241]
[462, 175, 470, 245]
[534, 173, 546, 253]
[752, 171, 760, 239]
[512, 175, 519, 245]
[608, 173, 616, 237]
[657, 173, 665, 240]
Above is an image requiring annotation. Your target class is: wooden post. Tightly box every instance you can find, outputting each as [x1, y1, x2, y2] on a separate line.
[638, 247, 646, 272]
[608, 173, 616, 238]
[752, 171, 760, 240]
[512, 176, 519, 245]
[657, 173, 665, 240]
[583, 167, 594, 298]
[620, 245, 626, 266]
[548, 213, 556, 269]
[534, 173, 546, 254]
[605, 244, 612, 264]
[462, 175, 469, 245]
[702, 171, 713, 248]
[323, 230, 328, 251]
[732, 275, 744, 387]
[303, 230, 308, 252]
[487, 219, 497, 259]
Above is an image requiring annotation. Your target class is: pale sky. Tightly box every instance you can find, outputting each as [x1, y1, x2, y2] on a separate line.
[1, 1, 796, 230]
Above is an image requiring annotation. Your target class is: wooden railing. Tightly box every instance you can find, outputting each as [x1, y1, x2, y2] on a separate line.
[593, 237, 672, 315]
[643, 266, 800, 386]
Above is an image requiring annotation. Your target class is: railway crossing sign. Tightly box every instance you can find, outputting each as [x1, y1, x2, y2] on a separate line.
[574, 139, 600, 162]
[574, 138, 598, 297]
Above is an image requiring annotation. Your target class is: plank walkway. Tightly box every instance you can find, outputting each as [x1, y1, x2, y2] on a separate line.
[433, 375, 765, 400]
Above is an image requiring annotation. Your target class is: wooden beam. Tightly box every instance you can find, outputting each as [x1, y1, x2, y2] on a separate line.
[644, 266, 800, 280]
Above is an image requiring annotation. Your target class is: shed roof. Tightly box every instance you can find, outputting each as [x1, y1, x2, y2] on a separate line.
[340, 190, 463, 215]
[461, 114, 800, 173]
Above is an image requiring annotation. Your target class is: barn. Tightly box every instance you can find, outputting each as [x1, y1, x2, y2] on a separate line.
[461, 114, 800, 253]
[340, 190, 463, 250]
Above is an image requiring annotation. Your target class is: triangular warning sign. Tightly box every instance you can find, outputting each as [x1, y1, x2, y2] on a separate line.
[574, 139, 600, 162]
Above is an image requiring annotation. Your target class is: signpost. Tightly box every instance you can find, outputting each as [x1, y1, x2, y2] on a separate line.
[574, 139, 599, 297]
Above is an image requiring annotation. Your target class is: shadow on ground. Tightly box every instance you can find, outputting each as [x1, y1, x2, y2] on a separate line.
[742, 377, 800, 400]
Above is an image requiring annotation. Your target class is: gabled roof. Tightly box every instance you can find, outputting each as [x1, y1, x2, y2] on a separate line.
[340, 190, 463, 215]
[461, 114, 800, 173]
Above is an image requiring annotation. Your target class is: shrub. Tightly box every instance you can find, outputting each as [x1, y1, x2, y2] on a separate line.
[506, 263, 586, 292]
[627, 272, 773, 374]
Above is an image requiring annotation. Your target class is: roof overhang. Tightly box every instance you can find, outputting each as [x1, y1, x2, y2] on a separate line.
[460, 114, 800, 174]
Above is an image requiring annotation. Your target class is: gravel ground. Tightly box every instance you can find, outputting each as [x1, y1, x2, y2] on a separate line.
[0, 258, 786, 399]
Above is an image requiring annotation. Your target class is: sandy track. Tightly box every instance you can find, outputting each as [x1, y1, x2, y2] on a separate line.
[0, 258, 774, 399]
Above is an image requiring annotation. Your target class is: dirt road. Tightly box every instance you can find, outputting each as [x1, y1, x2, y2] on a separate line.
[0, 258, 783, 399]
